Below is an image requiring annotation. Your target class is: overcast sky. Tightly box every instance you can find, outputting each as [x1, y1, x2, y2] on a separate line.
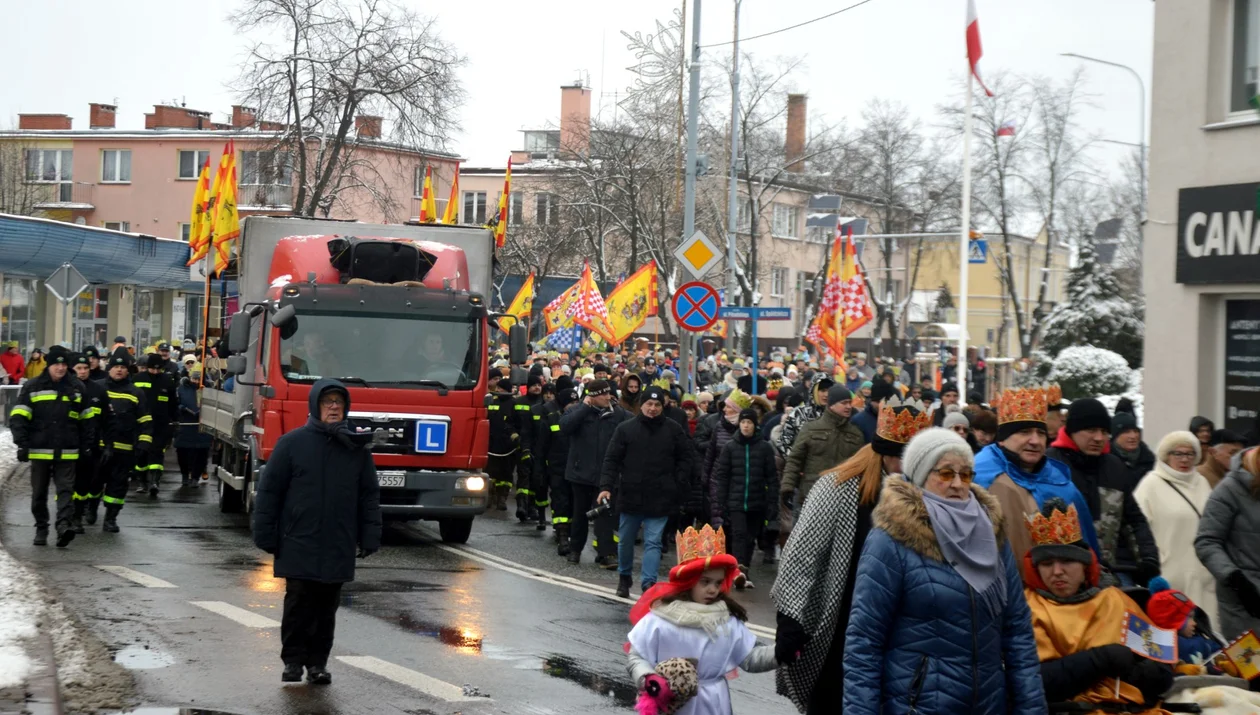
[3, 0, 1152, 171]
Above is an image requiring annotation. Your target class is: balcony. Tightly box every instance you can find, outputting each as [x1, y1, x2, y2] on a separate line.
[238, 183, 293, 210]
[409, 196, 449, 222]
[31, 182, 94, 210]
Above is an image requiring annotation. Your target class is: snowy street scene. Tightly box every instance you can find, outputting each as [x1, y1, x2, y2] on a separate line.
[1, 0, 1260, 713]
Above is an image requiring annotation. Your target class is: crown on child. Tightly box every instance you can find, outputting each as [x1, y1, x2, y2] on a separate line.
[1025, 503, 1085, 547]
[876, 396, 933, 444]
[676, 524, 727, 565]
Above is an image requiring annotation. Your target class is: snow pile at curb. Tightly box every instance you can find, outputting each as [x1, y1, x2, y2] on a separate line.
[0, 430, 37, 689]
[0, 429, 136, 710]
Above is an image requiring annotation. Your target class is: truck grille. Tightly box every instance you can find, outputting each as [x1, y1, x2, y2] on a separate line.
[349, 416, 415, 454]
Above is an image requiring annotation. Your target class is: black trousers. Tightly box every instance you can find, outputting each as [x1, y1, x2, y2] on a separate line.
[486, 454, 516, 493]
[568, 483, 615, 559]
[730, 508, 766, 573]
[100, 450, 135, 511]
[73, 450, 100, 499]
[31, 461, 76, 531]
[548, 469, 571, 526]
[281, 579, 343, 668]
[176, 447, 209, 482]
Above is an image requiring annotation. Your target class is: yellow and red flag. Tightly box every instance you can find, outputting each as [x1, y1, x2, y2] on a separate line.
[497, 272, 535, 334]
[603, 261, 658, 344]
[708, 319, 728, 339]
[543, 278, 581, 334]
[185, 156, 212, 265]
[493, 158, 512, 248]
[419, 166, 437, 223]
[566, 262, 616, 344]
[807, 225, 872, 356]
[210, 141, 240, 278]
[442, 164, 460, 224]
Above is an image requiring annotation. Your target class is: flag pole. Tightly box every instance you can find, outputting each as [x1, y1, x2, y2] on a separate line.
[198, 253, 213, 389]
[958, 71, 974, 398]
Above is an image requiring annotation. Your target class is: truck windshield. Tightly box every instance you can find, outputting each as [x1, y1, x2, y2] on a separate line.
[279, 311, 481, 389]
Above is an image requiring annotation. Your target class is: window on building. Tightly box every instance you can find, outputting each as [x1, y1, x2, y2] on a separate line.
[535, 193, 560, 225]
[0, 278, 37, 353]
[73, 288, 109, 350]
[1232, 0, 1259, 113]
[462, 191, 488, 225]
[523, 131, 560, 153]
[101, 149, 132, 183]
[736, 198, 753, 231]
[24, 149, 72, 182]
[178, 150, 212, 180]
[179, 223, 192, 242]
[770, 267, 789, 297]
[413, 165, 427, 197]
[509, 191, 524, 225]
[240, 150, 291, 185]
[104, 221, 130, 232]
[773, 204, 800, 238]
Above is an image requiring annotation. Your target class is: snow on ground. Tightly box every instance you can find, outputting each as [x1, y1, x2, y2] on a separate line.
[0, 428, 136, 711]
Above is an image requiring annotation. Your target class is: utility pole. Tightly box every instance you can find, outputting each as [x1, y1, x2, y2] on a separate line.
[679, 0, 703, 391]
[726, 0, 741, 334]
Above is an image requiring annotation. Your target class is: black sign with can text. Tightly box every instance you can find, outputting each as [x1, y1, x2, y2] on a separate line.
[1225, 300, 1260, 434]
[1176, 182, 1260, 284]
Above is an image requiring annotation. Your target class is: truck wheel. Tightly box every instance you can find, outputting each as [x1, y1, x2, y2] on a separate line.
[438, 518, 473, 544]
[218, 475, 244, 514]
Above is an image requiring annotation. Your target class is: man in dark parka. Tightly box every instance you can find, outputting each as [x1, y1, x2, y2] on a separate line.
[253, 379, 382, 685]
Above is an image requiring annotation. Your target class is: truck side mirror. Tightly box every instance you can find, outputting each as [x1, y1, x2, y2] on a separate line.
[508, 323, 527, 365]
[227, 311, 251, 354]
[509, 365, 529, 388]
[225, 354, 247, 376]
[271, 304, 298, 341]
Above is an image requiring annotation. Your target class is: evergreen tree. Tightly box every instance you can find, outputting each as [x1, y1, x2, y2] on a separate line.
[931, 282, 954, 322]
[1040, 241, 1144, 367]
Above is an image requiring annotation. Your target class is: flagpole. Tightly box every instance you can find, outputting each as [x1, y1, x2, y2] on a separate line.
[958, 71, 974, 398]
[198, 253, 213, 388]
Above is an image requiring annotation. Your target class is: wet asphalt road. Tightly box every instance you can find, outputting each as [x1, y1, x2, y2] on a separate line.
[1, 464, 796, 715]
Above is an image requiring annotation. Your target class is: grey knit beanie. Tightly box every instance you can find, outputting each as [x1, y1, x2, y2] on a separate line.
[902, 427, 974, 488]
[942, 411, 971, 431]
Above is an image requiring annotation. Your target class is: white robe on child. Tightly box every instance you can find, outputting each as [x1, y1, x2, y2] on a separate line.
[627, 601, 758, 715]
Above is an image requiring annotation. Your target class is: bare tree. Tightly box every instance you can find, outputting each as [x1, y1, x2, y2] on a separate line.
[232, 0, 466, 218]
[0, 140, 43, 216]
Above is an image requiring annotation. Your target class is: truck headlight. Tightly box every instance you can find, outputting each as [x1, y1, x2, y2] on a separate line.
[457, 476, 486, 492]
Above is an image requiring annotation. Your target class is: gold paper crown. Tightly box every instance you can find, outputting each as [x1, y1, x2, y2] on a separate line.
[876, 396, 933, 444]
[1025, 503, 1085, 547]
[1047, 384, 1062, 408]
[997, 387, 1050, 425]
[676, 524, 727, 565]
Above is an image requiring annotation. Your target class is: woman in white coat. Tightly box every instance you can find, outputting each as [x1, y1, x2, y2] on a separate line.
[1133, 431, 1218, 628]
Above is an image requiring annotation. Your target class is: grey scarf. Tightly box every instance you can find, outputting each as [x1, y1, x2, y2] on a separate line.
[921, 490, 1007, 620]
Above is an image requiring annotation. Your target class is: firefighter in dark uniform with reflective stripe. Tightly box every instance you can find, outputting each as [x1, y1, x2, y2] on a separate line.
[8, 345, 93, 547]
[487, 377, 520, 512]
[70, 351, 109, 534]
[135, 353, 178, 497]
[536, 376, 577, 554]
[93, 348, 152, 532]
[83, 346, 107, 382]
[513, 373, 546, 523]
[528, 381, 556, 530]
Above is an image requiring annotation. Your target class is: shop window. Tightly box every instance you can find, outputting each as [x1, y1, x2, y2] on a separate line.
[0, 278, 37, 354]
[133, 290, 163, 349]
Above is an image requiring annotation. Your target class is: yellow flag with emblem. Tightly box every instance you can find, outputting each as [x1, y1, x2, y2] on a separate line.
[497, 272, 534, 333]
[211, 140, 240, 278]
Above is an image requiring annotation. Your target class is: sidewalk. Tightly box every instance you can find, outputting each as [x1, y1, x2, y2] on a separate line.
[0, 429, 136, 713]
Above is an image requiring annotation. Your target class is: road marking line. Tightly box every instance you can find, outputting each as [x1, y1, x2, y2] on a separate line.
[336, 655, 490, 702]
[417, 528, 776, 639]
[191, 601, 280, 628]
[96, 565, 178, 588]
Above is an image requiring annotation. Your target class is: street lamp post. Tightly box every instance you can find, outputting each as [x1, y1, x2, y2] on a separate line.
[1060, 53, 1147, 219]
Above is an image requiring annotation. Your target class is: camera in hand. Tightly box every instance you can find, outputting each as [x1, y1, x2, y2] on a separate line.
[585, 498, 611, 520]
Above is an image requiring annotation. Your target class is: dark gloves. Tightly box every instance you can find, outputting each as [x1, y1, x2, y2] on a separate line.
[1227, 571, 1260, 617]
[100, 446, 114, 464]
[775, 612, 810, 666]
[1127, 658, 1174, 705]
[15, 447, 28, 463]
[1089, 644, 1135, 678]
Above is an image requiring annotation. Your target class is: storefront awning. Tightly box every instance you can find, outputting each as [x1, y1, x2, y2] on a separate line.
[0, 213, 204, 291]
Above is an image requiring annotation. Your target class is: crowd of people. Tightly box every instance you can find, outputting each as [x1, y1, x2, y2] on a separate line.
[7, 337, 216, 546]
[484, 346, 1260, 714]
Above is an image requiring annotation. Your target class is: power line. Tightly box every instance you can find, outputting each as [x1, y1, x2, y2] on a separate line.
[701, 0, 877, 48]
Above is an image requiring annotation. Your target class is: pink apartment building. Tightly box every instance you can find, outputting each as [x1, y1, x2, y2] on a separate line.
[0, 102, 459, 351]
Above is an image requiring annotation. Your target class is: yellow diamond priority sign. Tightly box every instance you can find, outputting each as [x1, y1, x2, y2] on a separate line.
[674, 230, 723, 280]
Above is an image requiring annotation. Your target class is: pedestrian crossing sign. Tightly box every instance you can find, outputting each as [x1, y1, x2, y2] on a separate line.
[968, 239, 988, 264]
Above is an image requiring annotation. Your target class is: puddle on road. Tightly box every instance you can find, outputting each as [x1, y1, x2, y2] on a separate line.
[392, 611, 484, 653]
[541, 654, 637, 707]
[113, 644, 176, 670]
[342, 579, 448, 594]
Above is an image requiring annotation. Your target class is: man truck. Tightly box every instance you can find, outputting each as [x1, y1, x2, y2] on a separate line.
[203, 216, 522, 543]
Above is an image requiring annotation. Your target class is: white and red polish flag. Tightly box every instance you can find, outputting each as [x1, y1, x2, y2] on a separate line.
[966, 0, 995, 97]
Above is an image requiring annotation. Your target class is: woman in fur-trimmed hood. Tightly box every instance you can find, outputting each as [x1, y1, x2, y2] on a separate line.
[842, 429, 1045, 715]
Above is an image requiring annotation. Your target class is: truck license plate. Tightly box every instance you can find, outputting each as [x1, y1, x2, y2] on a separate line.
[378, 472, 406, 488]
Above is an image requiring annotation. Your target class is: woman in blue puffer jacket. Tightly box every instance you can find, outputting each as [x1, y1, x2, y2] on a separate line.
[843, 428, 1046, 715]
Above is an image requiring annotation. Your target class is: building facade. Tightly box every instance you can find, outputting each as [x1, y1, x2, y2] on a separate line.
[1144, 0, 1259, 440]
[0, 102, 458, 352]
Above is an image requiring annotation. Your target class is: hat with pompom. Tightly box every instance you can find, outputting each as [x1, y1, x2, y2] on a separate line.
[1146, 577, 1196, 631]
